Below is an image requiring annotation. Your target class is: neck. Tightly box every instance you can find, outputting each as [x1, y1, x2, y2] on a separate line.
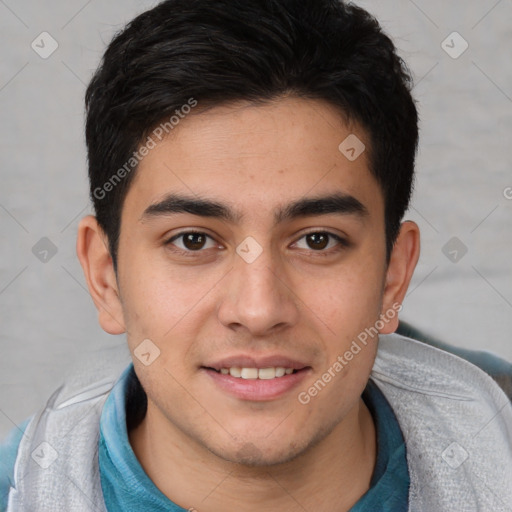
[129, 397, 376, 512]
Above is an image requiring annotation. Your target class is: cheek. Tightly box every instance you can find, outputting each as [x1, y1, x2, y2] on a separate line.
[119, 259, 226, 374]
[311, 265, 384, 332]
[301, 261, 384, 389]
[119, 252, 201, 334]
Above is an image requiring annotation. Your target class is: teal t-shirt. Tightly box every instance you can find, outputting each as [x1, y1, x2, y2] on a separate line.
[98, 364, 409, 511]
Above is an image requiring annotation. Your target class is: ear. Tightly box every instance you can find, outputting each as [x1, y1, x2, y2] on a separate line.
[76, 215, 126, 335]
[380, 221, 420, 334]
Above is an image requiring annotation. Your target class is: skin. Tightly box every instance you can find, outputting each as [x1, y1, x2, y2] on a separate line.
[77, 96, 420, 511]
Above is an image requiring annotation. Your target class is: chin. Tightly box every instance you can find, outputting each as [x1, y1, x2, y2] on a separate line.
[220, 443, 302, 467]
[207, 427, 329, 468]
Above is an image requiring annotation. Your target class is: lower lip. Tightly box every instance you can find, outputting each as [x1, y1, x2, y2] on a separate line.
[203, 368, 310, 401]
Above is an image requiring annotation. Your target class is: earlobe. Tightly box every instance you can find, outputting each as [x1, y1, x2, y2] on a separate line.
[76, 215, 126, 335]
[380, 221, 420, 334]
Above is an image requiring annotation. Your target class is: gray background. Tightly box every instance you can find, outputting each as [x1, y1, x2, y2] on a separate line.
[1, 0, 511, 438]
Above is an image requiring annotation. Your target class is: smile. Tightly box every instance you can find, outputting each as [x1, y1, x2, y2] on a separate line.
[203, 366, 310, 401]
[216, 367, 295, 379]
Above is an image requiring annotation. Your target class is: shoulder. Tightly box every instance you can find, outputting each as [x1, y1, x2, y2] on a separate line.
[0, 418, 31, 512]
[374, 331, 510, 403]
[396, 320, 512, 400]
[373, 331, 512, 510]
[373, 331, 512, 444]
[3, 347, 132, 510]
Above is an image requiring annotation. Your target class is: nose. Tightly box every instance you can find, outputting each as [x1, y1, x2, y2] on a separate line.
[217, 246, 300, 337]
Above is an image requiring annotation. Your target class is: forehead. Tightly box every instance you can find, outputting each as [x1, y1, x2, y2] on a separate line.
[123, 96, 383, 224]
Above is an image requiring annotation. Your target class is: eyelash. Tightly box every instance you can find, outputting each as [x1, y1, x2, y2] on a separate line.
[165, 230, 350, 257]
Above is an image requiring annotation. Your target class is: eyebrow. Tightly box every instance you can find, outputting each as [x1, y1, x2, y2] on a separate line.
[140, 192, 369, 225]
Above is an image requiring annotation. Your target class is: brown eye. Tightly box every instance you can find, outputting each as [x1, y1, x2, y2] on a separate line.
[294, 232, 348, 253]
[306, 233, 329, 250]
[183, 233, 207, 250]
[168, 232, 217, 252]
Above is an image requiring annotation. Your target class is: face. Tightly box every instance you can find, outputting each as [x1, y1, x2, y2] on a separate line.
[109, 97, 398, 465]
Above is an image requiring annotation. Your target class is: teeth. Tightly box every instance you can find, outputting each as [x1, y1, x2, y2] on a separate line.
[258, 368, 276, 380]
[241, 368, 259, 379]
[229, 367, 242, 378]
[220, 367, 295, 379]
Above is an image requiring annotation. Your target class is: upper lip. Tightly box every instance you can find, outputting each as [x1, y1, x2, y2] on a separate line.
[203, 355, 310, 371]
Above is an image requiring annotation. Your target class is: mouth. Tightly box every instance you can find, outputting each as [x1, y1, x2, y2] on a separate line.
[201, 358, 311, 401]
[207, 366, 299, 380]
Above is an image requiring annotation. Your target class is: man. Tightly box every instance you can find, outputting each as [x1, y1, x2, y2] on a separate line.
[1, 0, 511, 510]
